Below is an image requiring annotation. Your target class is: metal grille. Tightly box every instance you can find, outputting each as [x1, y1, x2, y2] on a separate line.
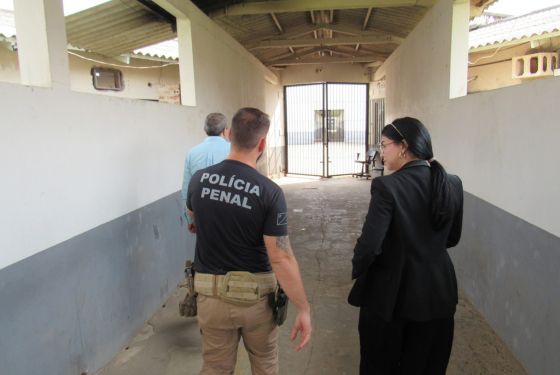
[284, 83, 368, 177]
[369, 98, 385, 149]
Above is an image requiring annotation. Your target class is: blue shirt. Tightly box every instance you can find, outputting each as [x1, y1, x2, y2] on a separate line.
[181, 136, 230, 223]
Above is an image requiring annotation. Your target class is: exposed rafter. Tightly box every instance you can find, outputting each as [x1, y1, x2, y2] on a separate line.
[268, 55, 386, 66]
[362, 8, 373, 30]
[243, 24, 321, 46]
[324, 24, 404, 40]
[250, 35, 401, 50]
[264, 45, 360, 64]
[321, 47, 361, 57]
[270, 12, 283, 33]
[268, 12, 297, 55]
[244, 24, 402, 48]
[210, 0, 435, 17]
[356, 7, 374, 51]
[267, 47, 323, 62]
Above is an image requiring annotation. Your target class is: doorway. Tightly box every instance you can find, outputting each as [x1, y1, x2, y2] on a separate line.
[284, 83, 369, 177]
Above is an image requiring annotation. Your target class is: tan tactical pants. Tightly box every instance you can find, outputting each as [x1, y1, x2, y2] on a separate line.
[197, 294, 279, 375]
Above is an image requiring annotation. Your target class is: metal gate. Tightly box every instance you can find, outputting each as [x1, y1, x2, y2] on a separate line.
[369, 98, 385, 149]
[284, 82, 369, 177]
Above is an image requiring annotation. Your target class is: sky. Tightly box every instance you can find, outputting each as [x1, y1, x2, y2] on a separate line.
[486, 0, 560, 16]
[0, 0, 110, 15]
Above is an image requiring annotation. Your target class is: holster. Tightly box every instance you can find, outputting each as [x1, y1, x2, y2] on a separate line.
[179, 260, 197, 317]
[268, 285, 289, 326]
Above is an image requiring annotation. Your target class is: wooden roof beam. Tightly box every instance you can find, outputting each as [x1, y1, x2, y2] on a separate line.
[210, 0, 435, 17]
[243, 24, 322, 46]
[250, 35, 401, 50]
[362, 8, 373, 30]
[356, 7, 374, 51]
[243, 23, 401, 49]
[270, 12, 283, 33]
[324, 23, 403, 40]
[268, 55, 386, 66]
[267, 47, 323, 62]
[265, 45, 376, 64]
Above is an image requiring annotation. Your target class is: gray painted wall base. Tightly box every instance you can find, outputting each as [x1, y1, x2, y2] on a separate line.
[452, 192, 560, 375]
[0, 191, 194, 375]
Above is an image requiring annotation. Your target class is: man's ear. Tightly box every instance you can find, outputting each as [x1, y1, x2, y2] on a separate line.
[257, 136, 267, 153]
[223, 128, 231, 141]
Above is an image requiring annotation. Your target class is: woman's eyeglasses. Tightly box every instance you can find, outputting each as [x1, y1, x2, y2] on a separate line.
[378, 141, 395, 150]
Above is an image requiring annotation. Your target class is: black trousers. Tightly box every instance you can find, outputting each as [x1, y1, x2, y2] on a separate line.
[358, 308, 454, 375]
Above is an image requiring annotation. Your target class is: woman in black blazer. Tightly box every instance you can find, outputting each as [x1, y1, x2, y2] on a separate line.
[349, 117, 463, 375]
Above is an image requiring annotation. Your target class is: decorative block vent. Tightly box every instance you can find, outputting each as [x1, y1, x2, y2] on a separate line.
[512, 52, 559, 79]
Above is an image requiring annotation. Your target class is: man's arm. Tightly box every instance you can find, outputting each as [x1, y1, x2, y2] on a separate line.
[181, 156, 194, 228]
[186, 209, 196, 234]
[447, 176, 463, 248]
[264, 235, 312, 351]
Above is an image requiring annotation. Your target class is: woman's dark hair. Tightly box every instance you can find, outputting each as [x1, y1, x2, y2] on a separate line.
[381, 117, 460, 230]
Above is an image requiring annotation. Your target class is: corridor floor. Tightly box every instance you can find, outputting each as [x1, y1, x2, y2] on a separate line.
[97, 177, 527, 375]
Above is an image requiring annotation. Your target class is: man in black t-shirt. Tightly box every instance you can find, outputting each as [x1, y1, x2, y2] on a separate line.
[187, 108, 312, 374]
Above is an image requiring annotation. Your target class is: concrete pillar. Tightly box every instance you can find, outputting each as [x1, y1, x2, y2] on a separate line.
[13, 0, 70, 88]
[449, 0, 469, 99]
[153, 0, 197, 106]
[176, 17, 197, 106]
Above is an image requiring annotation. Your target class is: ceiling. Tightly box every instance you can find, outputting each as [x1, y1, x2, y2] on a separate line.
[192, 0, 434, 69]
[62, 0, 497, 68]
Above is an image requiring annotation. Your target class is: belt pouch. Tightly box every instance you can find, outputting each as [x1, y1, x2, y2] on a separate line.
[219, 271, 260, 306]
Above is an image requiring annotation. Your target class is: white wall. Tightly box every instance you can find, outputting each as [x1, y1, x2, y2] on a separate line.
[0, 1, 282, 270]
[0, 47, 181, 100]
[380, 0, 560, 238]
[468, 59, 520, 93]
[69, 54, 180, 100]
[0, 44, 19, 83]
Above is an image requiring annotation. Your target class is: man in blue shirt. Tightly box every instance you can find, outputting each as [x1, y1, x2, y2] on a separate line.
[181, 113, 230, 233]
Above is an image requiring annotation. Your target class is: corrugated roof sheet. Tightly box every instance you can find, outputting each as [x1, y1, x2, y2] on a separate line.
[133, 39, 179, 60]
[369, 6, 427, 38]
[0, 2, 177, 57]
[469, 5, 560, 49]
[65, 0, 176, 57]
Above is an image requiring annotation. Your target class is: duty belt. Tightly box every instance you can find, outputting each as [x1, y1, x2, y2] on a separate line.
[194, 271, 277, 306]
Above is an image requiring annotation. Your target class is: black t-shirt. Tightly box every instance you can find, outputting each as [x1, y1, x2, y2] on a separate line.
[187, 159, 288, 274]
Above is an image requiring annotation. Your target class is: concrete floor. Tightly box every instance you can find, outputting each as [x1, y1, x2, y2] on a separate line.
[97, 177, 527, 375]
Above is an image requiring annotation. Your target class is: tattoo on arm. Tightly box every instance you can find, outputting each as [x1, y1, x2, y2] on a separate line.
[276, 236, 294, 256]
